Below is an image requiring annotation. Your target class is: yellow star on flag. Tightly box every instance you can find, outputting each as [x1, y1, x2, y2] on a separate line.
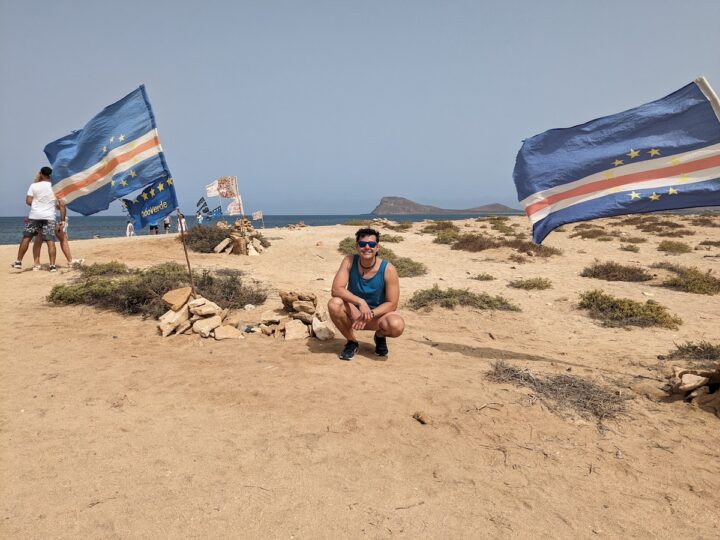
[612, 159, 624, 167]
[610, 186, 621, 193]
[649, 192, 661, 201]
[604, 171, 615, 179]
[150, 188, 156, 197]
[157, 182, 165, 191]
[109, 136, 114, 143]
[626, 149, 640, 158]
[167, 177, 173, 185]
[668, 187, 678, 195]
[141, 192, 149, 200]
[648, 148, 661, 157]
[118, 134, 125, 142]
[110, 179, 115, 186]
[120, 179, 128, 187]
[669, 157, 682, 166]
[129, 170, 137, 177]
[678, 175, 690, 183]
[629, 191, 641, 200]
[102, 146, 107, 153]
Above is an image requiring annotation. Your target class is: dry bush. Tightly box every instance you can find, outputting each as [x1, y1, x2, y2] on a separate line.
[48, 263, 267, 319]
[689, 215, 720, 228]
[407, 285, 519, 311]
[470, 273, 495, 281]
[651, 262, 720, 295]
[620, 244, 640, 252]
[699, 240, 720, 247]
[623, 236, 647, 243]
[421, 221, 459, 234]
[656, 229, 694, 237]
[577, 290, 682, 329]
[78, 261, 131, 277]
[657, 240, 692, 254]
[658, 341, 720, 361]
[508, 277, 552, 290]
[381, 234, 404, 243]
[486, 361, 627, 422]
[491, 222, 515, 235]
[183, 225, 232, 253]
[574, 223, 605, 230]
[433, 230, 460, 244]
[509, 253, 529, 264]
[580, 261, 652, 282]
[502, 238, 562, 257]
[620, 215, 659, 226]
[570, 228, 610, 239]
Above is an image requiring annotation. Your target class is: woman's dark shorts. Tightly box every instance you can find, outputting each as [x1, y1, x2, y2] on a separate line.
[23, 219, 56, 241]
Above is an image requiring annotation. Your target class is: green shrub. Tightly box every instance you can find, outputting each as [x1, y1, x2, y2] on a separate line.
[451, 234, 561, 257]
[433, 230, 460, 244]
[508, 277, 552, 290]
[491, 222, 514, 235]
[699, 240, 720, 247]
[78, 261, 130, 277]
[577, 290, 682, 329]
[580, 261, 652, 282]
[407, 285, 519, 311]
[48, 262, 267, 318]
[623, 237, 647, 244]
[344, 219, 371, 226]
[381, 234, 404, 243]
[654, 263, 720, 295]
[337, 237, 427, 277]
[421, 221, 459, 234]
[470, 273, 495, 281]
[657, 240, 692, 254]
[386, 221, 413, 232]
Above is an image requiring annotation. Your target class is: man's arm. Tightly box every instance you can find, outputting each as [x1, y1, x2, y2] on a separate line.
[57, 201, 66, 222]
[25, 196, 33, 206]
[330, 255, 373, 319]
[371, 263, 399, 318]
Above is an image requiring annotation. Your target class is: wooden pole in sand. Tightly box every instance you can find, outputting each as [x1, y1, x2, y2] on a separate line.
[176, 208, 197, 297]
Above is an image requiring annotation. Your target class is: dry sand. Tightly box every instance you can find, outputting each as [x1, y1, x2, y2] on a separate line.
[1, 216, 719, 539]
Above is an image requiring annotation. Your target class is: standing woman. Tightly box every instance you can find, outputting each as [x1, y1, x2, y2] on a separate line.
[31, 172, 78, 268]
[177, 212, 188, 235]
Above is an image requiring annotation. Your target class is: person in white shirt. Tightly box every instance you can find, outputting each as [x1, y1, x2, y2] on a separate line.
[31, 207, 78, 268]
[11, 167, 65, 272]
[177, 212, 187, 235]
[126, 221, 135, 237]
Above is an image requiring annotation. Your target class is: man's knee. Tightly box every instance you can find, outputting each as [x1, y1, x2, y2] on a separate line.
[380, 315, 405, 338]
[327, 297, 346, 317]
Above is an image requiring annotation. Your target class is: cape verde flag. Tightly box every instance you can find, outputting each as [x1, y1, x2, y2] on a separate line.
[513, 77, 720, 243]
[44, 86, 172, 215]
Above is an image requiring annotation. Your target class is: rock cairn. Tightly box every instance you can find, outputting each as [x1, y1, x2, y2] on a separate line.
[212, 218, 266, 256]
[287, 221, 308, 230]
[157, 287, 244, 340]
[256, 291, 335, 341]
[665, 365, 720, 417]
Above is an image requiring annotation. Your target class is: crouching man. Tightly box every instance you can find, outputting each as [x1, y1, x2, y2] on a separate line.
[328, 228, 405, 360]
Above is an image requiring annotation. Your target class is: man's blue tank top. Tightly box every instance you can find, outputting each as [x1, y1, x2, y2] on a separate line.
[348, 255, 388, 309]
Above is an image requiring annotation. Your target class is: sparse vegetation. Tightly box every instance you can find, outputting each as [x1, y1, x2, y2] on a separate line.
[182, 225, 231, 253]
[48, 262, 267, 318]
[699, 240, 720, 247]
[509, 254, 529, 264]
[381, 234, 404, 243]
[580, 261, 652, 282]
[508, 277, 552, 290]
[78, 261, 131, 277]
[689, 215, 720, 228]
[338, 237, 427, 277]
[407, 285, 519, 311]
[651, 262, 720, 295]
[421, 221, 459, 234]
[451, 234, 562, 257]
[491, 222, 514, 235]
[433, 230, 460, 244]
[659, 341, 720, 361]
[623, 236, 647, 244]
[620, 244, 640, 252]
[486, 361, 627, 422]
[470, 273, 495, 281]
[577, 290, 682, 329]
[657, 240, 692, 254]
[570, 228, 611, 239]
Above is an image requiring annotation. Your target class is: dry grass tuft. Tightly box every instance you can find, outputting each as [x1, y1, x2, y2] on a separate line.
[657, 240, 692, 254]
[658, 341, 720, 361]
[651, 262, 720, 295]
[421, 221, 460, 234]
[578, 290, 682, 329]
[508, 277, 552, 290]
[407, 285, 519, 311]
[620, 244, 640, 252]
[470, 273, 495, 281]
[486, 361, 627, 422]
[689, 215, 720, 228]
[580, 261, 652, 282]
[699, 240, 720, 247]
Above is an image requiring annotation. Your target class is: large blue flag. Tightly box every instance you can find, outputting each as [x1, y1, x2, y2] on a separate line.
[121, 176, 178, 230]
[44, 85, 173, 215]
[513, 77, 720, 243]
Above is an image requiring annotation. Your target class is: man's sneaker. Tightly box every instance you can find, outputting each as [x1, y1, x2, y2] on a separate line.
[49, 265, 57, 273]
[374, 333, 389, 357]
[339, 340, 359, 361]
[11, 261, 21, 269]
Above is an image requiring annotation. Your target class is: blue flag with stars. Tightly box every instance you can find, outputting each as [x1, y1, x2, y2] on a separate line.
[121, 176, 178, 230]
[513, 77, 720, 243]
[44, 85, 174, 216]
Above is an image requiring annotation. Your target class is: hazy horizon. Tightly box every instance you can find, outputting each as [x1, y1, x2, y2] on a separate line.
[1, 1, 719, 217]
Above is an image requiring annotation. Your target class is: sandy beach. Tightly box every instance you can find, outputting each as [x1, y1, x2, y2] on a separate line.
[1, 216, 718, 539]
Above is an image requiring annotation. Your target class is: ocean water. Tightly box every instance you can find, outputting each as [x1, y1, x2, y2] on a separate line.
[0, 213, 511, 245]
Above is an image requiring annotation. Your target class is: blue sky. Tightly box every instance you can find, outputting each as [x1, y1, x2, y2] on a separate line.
[1, 0, 718, 216]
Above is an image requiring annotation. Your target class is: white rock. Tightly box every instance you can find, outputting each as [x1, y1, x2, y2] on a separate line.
[190, 300, 222, 317]
[284, 319, 309, 340]
[312, 318, 335, 341]
[188, 297, 207, 308]
[678, 373, 710, 392]
[244, 304, 256, 311]
[157, 304, 190, 337]
[247, 245, 260, 256]
[192, 315, 223, 338]
[213, 238, 232, 253]
[214, 325, 245, 340]
[292, 300, 316, 314]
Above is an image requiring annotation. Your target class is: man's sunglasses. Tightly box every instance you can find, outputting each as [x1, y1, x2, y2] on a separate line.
[357, 241, 378, 248]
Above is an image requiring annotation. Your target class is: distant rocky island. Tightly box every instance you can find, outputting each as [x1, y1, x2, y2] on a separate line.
[370, 196, 520, 215]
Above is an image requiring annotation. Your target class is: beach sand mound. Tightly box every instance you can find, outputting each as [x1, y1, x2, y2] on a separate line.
[1, 215, 719, 538]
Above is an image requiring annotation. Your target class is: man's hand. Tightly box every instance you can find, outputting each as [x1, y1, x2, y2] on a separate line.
[357, 299, 373, 321]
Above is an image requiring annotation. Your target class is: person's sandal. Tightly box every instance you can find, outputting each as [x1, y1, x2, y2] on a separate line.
[374, 333, 389, 358]
[32, 264, 41, 271]
[339, 341, 359, 361]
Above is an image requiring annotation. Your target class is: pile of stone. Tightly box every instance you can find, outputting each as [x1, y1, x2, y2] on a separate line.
[157, 286, 244, 340]
[287, 221, 308, 230]
[256, 291, 335, 341]
[665, 365, 720, 417]
[369, 217, 401, 228]
[212, 219, 266, 256]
